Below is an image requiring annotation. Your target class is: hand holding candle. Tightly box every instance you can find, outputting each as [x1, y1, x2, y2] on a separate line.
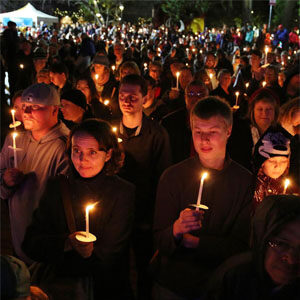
[233, 91, 240, 109]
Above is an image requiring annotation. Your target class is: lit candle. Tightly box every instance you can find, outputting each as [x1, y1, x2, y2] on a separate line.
[112, 127, 117, 133]
[20, 64, 24, 69]
[283, 178, 290, 194]
[264, 46, 269, 64]
[11, 109, 16, 126]
[235, 91, 239, 106]
[262, 81, 266, 87]
[111, 65, 116, 73]
[209, 73, 213, 80]
[85, 203, 97, 238]
[104, 99, 110, 106]
[176, 71, 180, 89]
[12, 132, 18, 168]
[196, 172, 208, 211]
[95, 74, 99, 80]
[144, 62, 148, 71]
[245, 82, 249, 89]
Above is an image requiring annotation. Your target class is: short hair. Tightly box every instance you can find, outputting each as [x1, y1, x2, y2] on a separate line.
[217, 69, 231, 81]
[265, 65, 278, 76]
[119, 61, 141, 76]
[149, 61, 162, 70]
[49, 62, 68, 77]
[251, 49, 262, 58]
[240, 55, 249, 65]
[185, 80, 208, 95]
[120, 74, 148, 97]
[191, 96, 233, 128]
[67, 119, 124, 175]
[248, 89, 279, 126]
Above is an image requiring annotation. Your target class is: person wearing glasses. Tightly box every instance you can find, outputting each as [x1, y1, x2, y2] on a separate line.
[209, 194, 300, 300]
[0, 83, 69, 264]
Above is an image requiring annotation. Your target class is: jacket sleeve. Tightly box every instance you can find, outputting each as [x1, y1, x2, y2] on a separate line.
[22, 177, 69, 263]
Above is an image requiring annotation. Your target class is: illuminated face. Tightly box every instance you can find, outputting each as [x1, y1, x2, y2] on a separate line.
[34, 58, 47, 73]
[265, 219, 300, 285]
[13, 96, 23, 122]
[265, 69, 277, 85]
[250, 54, 261, 68]
[76, 80, 91, 103]
[119, 84, 145, 116]
[149, 66, 161, 81]
[49, 72, 66, 88]
[262, 156, 289, 179]
[219, 73, 231, 90]
[71, 131, 111, 178]
[179, 69, 193, 90]
[22, 103, 57, 134]
[60, 99, 85, 122]
[185, 85, 208, 111]
[205, 54, 215, 68]
[191, 115, 231, 163]
[254, 100, 276, 133]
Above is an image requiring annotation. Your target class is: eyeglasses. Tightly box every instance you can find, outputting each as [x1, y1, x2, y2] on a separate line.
[268, 240, 300, 261]
[185, 92, 206, 97]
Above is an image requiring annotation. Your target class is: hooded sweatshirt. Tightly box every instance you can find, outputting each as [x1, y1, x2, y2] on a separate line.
[0, 121, 69, 263]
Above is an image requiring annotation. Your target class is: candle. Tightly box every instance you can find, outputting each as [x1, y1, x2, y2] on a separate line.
[112, 127, 117, 133]
[11, 109, 16, 127]
[85, 203, 97, 238]
[95, 74, 99, 80]
[264, 46, 269, 64]
[12, 132, 18, 168]
[104, 99, 110, 106]
[245, 82, 249, 89]
[196, 172, 208, 211]
[111, 65, 116, 73]
[209, 73, 213, 80]
[20, 64, 24, 69]
[144, 63, 148, 71]
[283, 178, 290, 194]
[262, 81, 266, 87]
[176, 71, 180, 89]
[235, 91, 239, 106]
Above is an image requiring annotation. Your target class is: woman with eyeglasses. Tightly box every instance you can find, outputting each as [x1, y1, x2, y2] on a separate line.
[22, 119, 135, 300]
[208, 194, 300, 300]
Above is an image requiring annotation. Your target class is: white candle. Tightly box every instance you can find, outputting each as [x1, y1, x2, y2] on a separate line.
[196, 172, 208, 211]
[235, 91, 239, 106]
[11, 109, 16, 126]
[283, 178, 290, 194]
[85, 203, 97, 238]
[264, 46, 268, 64]
[12, 132, 18, 168]
[176, 72, 180, 89]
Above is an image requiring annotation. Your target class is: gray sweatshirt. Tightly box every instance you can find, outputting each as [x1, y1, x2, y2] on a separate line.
[0, 121, 70, 263]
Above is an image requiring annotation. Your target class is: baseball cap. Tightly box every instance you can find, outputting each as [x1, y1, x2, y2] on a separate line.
[1, 255, 31, 299]
[61, 89, 87, 110]
[92, 55, 110, 67]
[21, 83, 60, 106]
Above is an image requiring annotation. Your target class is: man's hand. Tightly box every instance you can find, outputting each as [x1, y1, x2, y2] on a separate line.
[173, 208, 204, 240]
[3, 168, 24, 187]
[169, 88, 180, 100]
[68, 232, 94, 258]
[30, 286, 49, 300]
[182, 233, 200, 248]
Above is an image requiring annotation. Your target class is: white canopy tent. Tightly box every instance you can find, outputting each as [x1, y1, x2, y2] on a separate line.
[0, 3, 58, 27]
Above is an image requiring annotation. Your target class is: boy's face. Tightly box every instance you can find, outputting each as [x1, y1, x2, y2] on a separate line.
[262, 156, 289, 179]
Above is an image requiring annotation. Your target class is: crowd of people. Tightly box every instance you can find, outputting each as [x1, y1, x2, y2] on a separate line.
[0, 19, 300, 300]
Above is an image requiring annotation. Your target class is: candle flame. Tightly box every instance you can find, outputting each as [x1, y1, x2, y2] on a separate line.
[265, 46, 269, 53]
[245, 83, 249, 88]
[12, 132, 18, 139]
[112, 127, 117, 133]
[235, 91, 239, 97]
[118, 138, 123, 143]
[201, 172, 208, 180]
[176, 71, 180, 78]
[209, 73, 213, 79]
[112, 65, 116, 71]
[11, 109, 16, 115]
[20, 64, 24, 69]
[95, 74, 99, 80]
[86, 202, 98, 213]
[262, 81, 266, 87]
[104, 99, 110, 105]
[284, 178, 290, 190]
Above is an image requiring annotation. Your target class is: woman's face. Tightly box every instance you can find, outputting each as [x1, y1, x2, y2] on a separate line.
[76, 80, 91, 103]
[262, 156, 289, 179]
[71, 131, 111, 178]
[254, 100, 276, 133]
[265, 219, 300, 285]
[60, 100, 84, 123]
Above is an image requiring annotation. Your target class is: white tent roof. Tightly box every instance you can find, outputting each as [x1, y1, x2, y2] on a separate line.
[0, 3, 58, 26]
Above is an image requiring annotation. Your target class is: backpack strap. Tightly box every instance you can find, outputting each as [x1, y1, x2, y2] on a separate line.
[59, 175, 76, 233]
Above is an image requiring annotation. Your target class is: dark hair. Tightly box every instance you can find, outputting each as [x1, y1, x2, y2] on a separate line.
[191, 96, 233, 127]
[265, 65, 278, 76]
[120, 74, 148, 97]
[76, 76, 99, 101]
[217, 69, 231, 81]
[67, 119, 124, 176]
[240, 55, 249, 65]
[248, 88, 279, 127]
[251, 49, 262, 58]
[49, 62, 69, 77]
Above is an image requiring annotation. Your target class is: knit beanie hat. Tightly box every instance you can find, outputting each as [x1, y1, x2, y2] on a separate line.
[61, 89, 87, 110]
[253, 124, 292, 172]
[1, 255, 31, 299]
